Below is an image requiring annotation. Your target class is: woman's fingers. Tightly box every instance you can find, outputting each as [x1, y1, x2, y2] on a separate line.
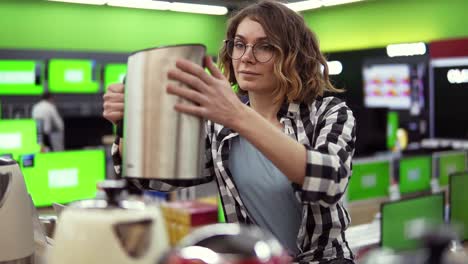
[204, 56, 224, 79]
[174, 59, 213, 85]
[103, 111, 124, 124]
[103, 92, 124, 102]
[103, 102, 124, 111]
[166, 83, 208, 106]
[103, 83, 125, 124]
[107, 83, 125, 93]
[173, 102, 206, 118]
[168, 68, 208, 93]
[103, 101, 124, 124]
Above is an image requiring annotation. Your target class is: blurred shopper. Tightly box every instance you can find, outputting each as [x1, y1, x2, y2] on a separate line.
[103, 1, 356, 263]
[32, 92, 64, 151]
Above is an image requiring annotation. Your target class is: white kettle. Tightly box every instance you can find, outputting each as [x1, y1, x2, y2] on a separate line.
[48, 180, 169, 264]
[0, 157, 34, 263]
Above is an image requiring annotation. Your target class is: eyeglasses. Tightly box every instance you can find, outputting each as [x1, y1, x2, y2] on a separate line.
[224, 39, 275, 63]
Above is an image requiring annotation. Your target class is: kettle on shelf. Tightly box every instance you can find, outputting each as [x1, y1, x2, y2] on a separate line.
[0, 157, 34, 263]
[48, 180, 169, 264]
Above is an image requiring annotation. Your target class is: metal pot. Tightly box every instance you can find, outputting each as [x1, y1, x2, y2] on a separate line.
[160, 224, 292, 264]
[123, 44, 207, 182]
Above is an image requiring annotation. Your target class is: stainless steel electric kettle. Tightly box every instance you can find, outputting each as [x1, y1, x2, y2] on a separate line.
[160, 224, 292, 264]
[0, 157, 34, 263]
[122, 44, 208, 183]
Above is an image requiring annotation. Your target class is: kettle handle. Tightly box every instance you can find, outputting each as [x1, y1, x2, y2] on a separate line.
[116, 75, 125, 138]
[0, 172, 12, 208]
[97, 180, 127, 206]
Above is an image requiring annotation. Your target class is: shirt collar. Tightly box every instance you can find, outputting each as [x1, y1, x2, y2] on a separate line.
[217, 97, 302, 141]
[242, 96, 300, 120]
[277, 99, 301, 120]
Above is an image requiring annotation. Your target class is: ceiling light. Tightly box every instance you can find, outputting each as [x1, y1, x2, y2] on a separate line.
[284, 1, 321, 12]
[170, 2, 228, 15]
[321, 0, 363, 7]
[107, 0, 170, 10]
[327, 61, 343, 75]
[47, 0, 106, 5]
[49, 0, 227, 15]
[386, 42, 427, 57]
[320, 61, 343, 75]
[285, 0, 364, 11]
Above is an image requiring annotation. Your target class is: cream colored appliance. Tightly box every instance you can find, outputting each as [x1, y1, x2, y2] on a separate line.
[48, 180, 169, 264]
[0, 158, 34, 264]
[123, 44, 209, 183]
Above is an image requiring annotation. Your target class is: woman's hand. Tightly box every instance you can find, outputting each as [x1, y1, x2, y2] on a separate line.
[103, 83, 125, 124]
[166, 56, 246, 129]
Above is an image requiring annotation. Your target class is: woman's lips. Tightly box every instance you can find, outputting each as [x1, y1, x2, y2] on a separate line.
[239, 71, 260, 76]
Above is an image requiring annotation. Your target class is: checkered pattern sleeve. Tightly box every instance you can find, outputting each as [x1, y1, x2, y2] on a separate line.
[301, 99, 356, 207]
[111, 136, 123, 177]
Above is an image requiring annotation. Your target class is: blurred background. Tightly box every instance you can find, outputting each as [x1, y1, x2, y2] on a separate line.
[0, 0, 467, 262]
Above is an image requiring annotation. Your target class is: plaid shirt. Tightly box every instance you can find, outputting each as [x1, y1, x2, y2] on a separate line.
[112, 96, 356, 263]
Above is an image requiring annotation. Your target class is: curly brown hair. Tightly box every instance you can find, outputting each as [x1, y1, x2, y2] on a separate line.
[218, 0, 342, 104]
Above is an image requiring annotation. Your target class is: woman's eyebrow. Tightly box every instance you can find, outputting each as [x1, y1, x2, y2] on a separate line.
[234, 34, 268, 41]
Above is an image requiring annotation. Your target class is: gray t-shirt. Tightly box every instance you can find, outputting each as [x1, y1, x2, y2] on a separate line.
[228, 136, 302, 255]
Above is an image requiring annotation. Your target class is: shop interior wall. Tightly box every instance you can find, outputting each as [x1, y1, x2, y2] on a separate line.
[0, 0, 227, 55]
[303, 0, 468, 52]
[1, 0, 468, 53]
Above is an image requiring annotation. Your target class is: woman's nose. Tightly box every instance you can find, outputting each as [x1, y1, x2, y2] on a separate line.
[241, 45, 256, 63]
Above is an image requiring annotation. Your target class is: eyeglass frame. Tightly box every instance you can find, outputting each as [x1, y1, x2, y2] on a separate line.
[223, 39, 276, 63]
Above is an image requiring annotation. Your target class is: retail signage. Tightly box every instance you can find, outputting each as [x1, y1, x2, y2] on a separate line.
[447, 68, 468, 84]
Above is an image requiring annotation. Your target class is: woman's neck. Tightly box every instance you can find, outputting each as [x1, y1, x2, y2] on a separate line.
[248, 92, 282, 124]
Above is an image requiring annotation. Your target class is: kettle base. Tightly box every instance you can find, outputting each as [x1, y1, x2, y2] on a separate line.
[0, 255, 34, 264]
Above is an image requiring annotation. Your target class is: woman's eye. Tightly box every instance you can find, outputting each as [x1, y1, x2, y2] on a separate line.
[234, 42, 245, 49]
[257, 44, 273, 51]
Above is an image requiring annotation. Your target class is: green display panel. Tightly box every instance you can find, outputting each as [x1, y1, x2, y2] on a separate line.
[381, 193, 445, 251]
[437, 151, 467, 186]
[0, 119, 40, 160]
[218, 195, 225, 223]
[20, 149, 106, 207]
[104, 63, 127, 91]
[387, 111, 399, 149]
[348, 159, 390, 201]
[399, 155, 432, 194]
[450, 172, 468, 241]
[48, 59, 99, 94]
[0, 60, 43, 95]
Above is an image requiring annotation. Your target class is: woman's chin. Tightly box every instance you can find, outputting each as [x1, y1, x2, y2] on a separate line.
[237, 81, 258, 92]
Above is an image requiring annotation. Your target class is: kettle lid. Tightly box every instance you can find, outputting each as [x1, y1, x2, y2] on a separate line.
[71, 179, 146, 210]
[0, 157, 17, 166]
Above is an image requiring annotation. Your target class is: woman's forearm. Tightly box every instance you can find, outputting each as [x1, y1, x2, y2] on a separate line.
[233, 106, 307, 185]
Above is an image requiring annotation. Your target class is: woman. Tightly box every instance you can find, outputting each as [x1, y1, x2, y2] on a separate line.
[103, 1, 356, 263]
